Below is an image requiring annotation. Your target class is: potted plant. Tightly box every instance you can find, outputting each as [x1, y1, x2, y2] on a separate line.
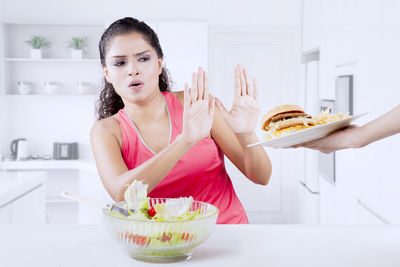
[25, 35, 50, 59]
[68, 37, 87, 59]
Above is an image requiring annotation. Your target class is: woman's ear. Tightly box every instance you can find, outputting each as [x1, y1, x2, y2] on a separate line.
[102, 66, 112, 83]
[158, 58, 163, 75]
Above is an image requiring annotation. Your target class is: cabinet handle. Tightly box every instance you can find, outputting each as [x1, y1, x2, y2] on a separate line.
[46, 212, 52, 224]
[0, 184, 43, 209]
[299, 181, 319, 195]
[357, 199, 390, 225]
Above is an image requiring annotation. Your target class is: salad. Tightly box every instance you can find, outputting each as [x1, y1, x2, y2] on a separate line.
[109, 180, 203, 222]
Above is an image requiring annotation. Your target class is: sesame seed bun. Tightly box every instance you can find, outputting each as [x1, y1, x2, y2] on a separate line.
[261, 104, 306, 131]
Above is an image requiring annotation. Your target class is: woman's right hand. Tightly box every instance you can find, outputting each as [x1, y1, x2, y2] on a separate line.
[181, 67, 215, 145]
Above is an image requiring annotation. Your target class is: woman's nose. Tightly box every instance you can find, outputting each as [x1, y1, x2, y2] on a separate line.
[128, 61, 139, 76]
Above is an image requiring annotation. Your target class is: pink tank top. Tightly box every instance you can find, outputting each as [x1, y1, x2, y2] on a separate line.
[117, 92, 249, 224]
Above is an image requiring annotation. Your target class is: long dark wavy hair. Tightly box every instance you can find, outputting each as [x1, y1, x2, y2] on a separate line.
[96, 17, 171, 120]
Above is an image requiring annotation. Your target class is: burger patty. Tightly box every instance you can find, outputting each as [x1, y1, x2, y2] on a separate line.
[270, 112, 311, 123]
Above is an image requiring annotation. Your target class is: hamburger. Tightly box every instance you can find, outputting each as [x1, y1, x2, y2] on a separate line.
[261, 104, 317, 139]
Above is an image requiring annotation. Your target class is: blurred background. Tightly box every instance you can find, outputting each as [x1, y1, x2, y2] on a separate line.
[0, 0, 399, 226]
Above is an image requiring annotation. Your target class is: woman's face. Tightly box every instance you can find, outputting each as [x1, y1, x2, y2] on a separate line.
[103, 32, 162, 103]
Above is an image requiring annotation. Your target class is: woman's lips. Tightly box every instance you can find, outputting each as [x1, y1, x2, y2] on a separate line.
[128, 80, 144, 91]
[129, 83, 144, 90]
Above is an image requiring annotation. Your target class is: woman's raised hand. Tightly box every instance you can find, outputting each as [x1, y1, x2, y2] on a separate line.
[181, 67, 215, 144]
[216, 64, 260, 134]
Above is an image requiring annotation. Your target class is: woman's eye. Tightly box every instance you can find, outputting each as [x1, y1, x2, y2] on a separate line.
[138, 56, 150, 62]
[113, 61, 125, 66]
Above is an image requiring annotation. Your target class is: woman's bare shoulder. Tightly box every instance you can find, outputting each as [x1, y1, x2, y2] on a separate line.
[91, 115, 121, 141]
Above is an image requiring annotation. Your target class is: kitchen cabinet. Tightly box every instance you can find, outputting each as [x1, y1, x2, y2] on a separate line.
[0, 204, 12, 224]
[0, 160, 105, 224]
[11, 182, 46, 224]
[296, 179, 320, 224]
[0, 171, 46, 224]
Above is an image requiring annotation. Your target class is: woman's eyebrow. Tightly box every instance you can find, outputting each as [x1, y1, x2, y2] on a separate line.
[135, 50, 151, 56]
[110, 50, 151, 58]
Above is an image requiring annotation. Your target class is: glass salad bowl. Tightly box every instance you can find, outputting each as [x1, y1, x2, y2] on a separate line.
[103, 198, 219, 263]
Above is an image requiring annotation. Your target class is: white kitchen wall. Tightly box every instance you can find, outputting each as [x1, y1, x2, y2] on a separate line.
[5, 97, 97, 158]
[1, 0, 300, 26]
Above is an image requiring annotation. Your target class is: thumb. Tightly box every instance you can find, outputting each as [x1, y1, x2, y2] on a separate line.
[215, 97, 229, 121]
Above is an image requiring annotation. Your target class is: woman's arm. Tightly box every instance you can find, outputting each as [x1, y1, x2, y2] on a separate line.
[211, 107, 272, 185]
[294, 104, 400, 154]
[355, 104, 400, 147]
[91, 68, 214, 201]
[90, 121, 195, 201]
[212, 65, 272, 185]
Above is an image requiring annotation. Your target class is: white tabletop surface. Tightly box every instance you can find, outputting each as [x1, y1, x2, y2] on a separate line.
[0, 224, 399, 267]
[0, 171, 45, 207]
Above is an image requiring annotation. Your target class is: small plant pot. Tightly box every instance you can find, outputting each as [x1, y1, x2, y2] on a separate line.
[30, 49, 42, 59]
[71, 49, 83, 60]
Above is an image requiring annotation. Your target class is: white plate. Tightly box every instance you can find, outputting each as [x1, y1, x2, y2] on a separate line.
[248, 113, 366, 148]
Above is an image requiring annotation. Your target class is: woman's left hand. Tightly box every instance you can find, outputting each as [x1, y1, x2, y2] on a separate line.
[215, 64, 260, 134]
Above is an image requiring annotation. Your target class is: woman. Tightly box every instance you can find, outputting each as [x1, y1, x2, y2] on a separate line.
[90, 17, 272, 224]
[293, 105, 400, 154]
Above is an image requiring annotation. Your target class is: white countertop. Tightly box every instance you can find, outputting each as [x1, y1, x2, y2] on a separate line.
[0, 224, 399, 267]
[0, 159, 97, 172]
[0, 171, 46, 207]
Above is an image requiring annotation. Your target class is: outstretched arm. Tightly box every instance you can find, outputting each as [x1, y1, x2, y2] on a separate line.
[213, 65, 271, 185]
[294, 105, 400, 154]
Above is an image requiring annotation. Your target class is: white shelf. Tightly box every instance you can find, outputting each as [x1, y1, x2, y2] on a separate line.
[4, 58, 100, 63]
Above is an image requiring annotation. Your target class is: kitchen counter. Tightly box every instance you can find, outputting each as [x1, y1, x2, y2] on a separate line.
[0, 171, 45, 207]
[0, 159, 97, 172]
[0, 224, 399, 267]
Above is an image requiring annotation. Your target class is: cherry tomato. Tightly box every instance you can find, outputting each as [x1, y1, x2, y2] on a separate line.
[147, 206, 156, 217]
